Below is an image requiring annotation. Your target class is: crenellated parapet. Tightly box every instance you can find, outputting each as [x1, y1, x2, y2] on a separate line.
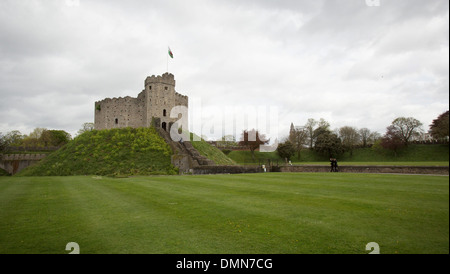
[95, 96, 141, 106]
[145, 72, 176, 87]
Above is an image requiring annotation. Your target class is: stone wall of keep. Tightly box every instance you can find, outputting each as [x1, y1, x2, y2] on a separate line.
[94, 95, 146, 130]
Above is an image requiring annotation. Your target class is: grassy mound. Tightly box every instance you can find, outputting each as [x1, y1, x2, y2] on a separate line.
[0, 168, 10, 176]
[189, 136, 237, 165]
[18, 127, 178, 176]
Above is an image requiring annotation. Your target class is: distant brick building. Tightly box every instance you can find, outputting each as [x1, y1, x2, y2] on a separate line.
[94, 73, 188, 131]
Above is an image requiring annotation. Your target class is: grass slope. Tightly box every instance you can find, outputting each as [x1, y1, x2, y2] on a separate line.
[18, 127, 178, 176]
[0, 168, 10, 176]
[189, 137, 236, 165]
[0, 173, 448, 254]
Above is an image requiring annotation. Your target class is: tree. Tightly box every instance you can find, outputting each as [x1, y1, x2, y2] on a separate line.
[217, 135, 238, 149]
[359, 128, 371, 147]
[380, 125, 404, 157]
[304, 118, 330, 149]
[304, 118, 317, 149]
[77, 122, 95, 136]
[239, 129, 269, 161]
[22, 128, 46, 147]
[314, 131, 344, 158]
[21, 128, 70, 148]
[277, 141, 296, 161]
[429, 111, 449, 142]
[28, 127, 46, 139]
[313, 118, 330, 143]
[40, 130, 71, 147]
[0, 132, 8, 153]
[390, 117, 423, 145]
[1, 130, 24, 148]
[289, 124, 308, 159]
[339, 126, 360, 156]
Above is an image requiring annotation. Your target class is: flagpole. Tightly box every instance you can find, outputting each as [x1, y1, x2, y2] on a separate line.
[167, 49, 168, 72]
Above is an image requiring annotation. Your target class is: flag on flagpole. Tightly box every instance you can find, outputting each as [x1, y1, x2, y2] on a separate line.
[168, 47, 173, 58]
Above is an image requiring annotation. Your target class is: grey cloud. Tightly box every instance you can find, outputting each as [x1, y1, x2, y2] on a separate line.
[0, 0, 448, 138]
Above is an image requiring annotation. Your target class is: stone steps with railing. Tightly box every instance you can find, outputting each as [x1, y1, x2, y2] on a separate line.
[156, 128, 215, 173]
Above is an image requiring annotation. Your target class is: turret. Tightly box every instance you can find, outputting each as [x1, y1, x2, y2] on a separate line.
[144, 72, 175, 89]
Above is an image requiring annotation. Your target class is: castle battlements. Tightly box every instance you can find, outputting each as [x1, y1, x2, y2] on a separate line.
[95, 73, 188, 131]
[96, 96, 136, 104]
[145, 72, 175, 87]
[175, 92, 188, 99]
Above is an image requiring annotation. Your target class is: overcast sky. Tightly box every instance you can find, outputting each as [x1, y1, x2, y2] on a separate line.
[0, 0, 448, 141]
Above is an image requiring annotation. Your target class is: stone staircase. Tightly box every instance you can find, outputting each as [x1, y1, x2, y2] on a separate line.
[156, 128, 215, 173]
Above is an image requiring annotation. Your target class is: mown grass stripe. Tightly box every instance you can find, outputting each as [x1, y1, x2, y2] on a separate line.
[0, 174, 448, 254]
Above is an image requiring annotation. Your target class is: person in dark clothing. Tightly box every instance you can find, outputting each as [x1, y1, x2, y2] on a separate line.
[330, 158, 338, 172]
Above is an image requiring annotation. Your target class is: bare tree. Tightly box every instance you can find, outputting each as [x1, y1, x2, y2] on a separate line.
[289, 124, 308, 159]
[304, 118, 317, 149]
[339, 126, 360, 156]
[359, 128, 371, 147]
[77, 122, 95, 136]
[391, 117, 423, 145]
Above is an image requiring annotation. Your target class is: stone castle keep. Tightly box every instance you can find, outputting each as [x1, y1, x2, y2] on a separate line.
[94, 73, 188, 131]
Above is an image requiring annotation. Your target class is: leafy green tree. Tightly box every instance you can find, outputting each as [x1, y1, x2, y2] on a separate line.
[277, 141, 296, 161]
[4, 130, 24, 147]
[0, 132, 8, 153]
[40, 130, 72, 147]
[429, 111, 449, 141]
[22, 128, 46, 147]
[314, 131, 344, 158]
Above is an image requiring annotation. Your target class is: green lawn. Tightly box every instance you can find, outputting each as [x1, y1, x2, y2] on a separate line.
[0, 173, 448, 254]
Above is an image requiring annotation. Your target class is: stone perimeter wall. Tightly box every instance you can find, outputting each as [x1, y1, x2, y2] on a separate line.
[192, 165, 263, 175]
[0, 154, 47, 175]
[191, 165, 448, 175]
[280, 165, 449, 175]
